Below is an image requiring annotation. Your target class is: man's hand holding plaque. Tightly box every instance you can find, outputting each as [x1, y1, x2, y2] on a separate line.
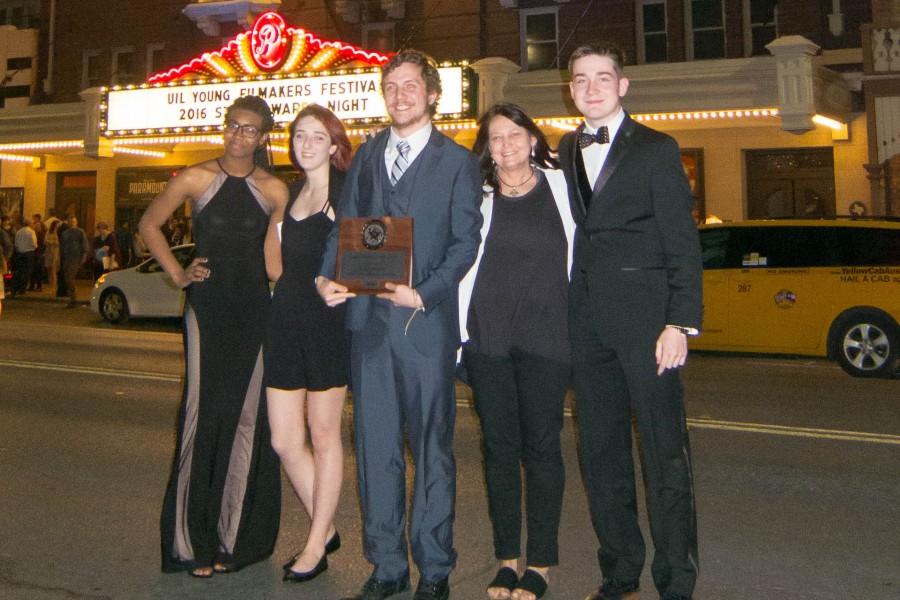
[334, 216, 413, 294]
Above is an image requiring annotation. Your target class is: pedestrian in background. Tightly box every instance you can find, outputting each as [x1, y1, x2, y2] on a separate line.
[12, 217, 36, 296]
[59, 215, 89, 307]
[44, 220, 61, 294]
[116, 221, 135, 267]
[91, 221, 122, 279]
[28, 214, 45, 291]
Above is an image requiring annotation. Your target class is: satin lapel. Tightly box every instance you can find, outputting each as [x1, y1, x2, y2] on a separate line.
[590, 115, 636, 200]
[397, 128, 445, 215]
[565, 131, 587, 219]
[366, 131, 390, 216]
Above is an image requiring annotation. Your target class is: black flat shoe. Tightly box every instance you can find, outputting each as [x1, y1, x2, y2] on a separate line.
[282, 531, 341, 570]
[283, 554, 328, 583]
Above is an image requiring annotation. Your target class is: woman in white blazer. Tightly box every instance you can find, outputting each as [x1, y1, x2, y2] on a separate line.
[458, 103, 575, 600]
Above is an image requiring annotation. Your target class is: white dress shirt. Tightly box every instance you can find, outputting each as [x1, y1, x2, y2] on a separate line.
[384, 122, 433, 176]
[580, 108, 626, 188]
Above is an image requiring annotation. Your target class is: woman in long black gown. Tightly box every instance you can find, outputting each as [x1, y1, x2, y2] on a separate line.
[265, 104, 351, 584]
[140, 96, 289, 578]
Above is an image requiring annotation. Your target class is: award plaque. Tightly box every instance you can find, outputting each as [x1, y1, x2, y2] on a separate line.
[335, 216, 413, 294]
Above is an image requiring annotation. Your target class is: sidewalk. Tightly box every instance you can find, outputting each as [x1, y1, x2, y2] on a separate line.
[4, 278, 95, 305]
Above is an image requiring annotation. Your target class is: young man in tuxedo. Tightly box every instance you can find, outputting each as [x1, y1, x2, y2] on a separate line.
[557, 44, 703, 600]
[317, 50, 482, 600]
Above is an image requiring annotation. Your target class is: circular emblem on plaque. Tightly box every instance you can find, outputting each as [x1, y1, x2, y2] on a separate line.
[361, 219, 387, 250]
[251, 12, 288, 71]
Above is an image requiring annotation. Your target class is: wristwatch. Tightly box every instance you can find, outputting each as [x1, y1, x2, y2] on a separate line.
[666, 324, 699, 336]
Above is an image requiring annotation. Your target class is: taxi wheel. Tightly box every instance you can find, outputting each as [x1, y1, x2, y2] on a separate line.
[99, 289, 130, 324]
[832, 310, 898, 378]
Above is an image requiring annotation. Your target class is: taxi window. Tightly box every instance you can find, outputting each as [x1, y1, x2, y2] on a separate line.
[731, 226, 840, 268]
[700, 228, 731, 269]
[835, 227, 900, 266]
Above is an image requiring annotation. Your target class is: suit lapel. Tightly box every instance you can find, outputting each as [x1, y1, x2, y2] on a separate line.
[590, 114, 636, 201]
[366, 130, 390, 216]
[397, 128, 445, 215]
[564, 132, 588, 219]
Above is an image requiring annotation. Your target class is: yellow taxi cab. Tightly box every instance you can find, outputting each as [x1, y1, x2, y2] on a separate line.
[691, 218, 900, 378]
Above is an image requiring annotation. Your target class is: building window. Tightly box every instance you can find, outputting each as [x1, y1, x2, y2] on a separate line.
[0, 1, 39, 29]
[686, 0, 725, 60]
[7, 56, 32, 71]
[146, 43, 165, 77]
[82, 50, 102, 89]
[111, 47, 136, 85]
[362, 22, 395, 54]
[637, 0, 667, 64]
[520, 8, 559, 71]
[744, 0, 776, 56]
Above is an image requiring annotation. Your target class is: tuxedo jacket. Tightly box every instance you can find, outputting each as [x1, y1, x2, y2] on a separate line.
[558, 114, 703, 336]
[319, 126, 483, 355]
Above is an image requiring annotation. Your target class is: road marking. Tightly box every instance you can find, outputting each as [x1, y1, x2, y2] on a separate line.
[0, 359, 180, 382]
[686, 417, 900, 445]
[5, 359, 898, 446]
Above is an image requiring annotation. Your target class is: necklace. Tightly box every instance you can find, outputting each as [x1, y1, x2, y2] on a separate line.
[496, 167, 535, 196]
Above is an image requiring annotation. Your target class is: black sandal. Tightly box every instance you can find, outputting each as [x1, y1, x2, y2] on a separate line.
[487, 566, 518, 595]
[514, 569, 548, 599]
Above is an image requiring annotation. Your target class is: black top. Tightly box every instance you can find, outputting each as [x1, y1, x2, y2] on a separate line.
[468, 172, 570, 363]
[277, 172, 344, 302]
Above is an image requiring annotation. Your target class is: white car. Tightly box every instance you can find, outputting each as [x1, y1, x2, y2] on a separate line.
[90, 244, 194, 323]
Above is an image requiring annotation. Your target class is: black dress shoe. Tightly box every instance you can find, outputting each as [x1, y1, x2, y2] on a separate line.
[283, 554, 327, 583]
[281, 531, 341, 570]
[413, 577, 449, 600]
[341, 575, 410, 600]
[585, 578, 639, 600]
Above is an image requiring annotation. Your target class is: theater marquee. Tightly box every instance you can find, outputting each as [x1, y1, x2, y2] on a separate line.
[104, 67, 467, 135]
[100, 12, 471, 138]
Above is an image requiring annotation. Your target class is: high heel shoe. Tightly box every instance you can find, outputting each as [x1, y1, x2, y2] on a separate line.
[282, 554, 328, 583]
[281, 531, 341, 570]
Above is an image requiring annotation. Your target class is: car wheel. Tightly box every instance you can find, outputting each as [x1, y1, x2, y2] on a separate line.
[831, 310, 899, 378]
[100, 289, 129, 324]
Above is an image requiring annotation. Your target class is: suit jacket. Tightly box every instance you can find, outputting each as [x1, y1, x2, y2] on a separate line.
[320, 126, 483, 355]
[558, 114, 703, 335]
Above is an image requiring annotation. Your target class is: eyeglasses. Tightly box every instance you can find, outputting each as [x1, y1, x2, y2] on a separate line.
[224, 121, 261, 138]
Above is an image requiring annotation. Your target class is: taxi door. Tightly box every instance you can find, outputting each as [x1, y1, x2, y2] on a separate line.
[695, 227, 730, 348]
[724, 227, 826, 353]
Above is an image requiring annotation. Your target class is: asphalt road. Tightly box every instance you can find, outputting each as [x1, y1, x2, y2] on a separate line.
[1, 299, 899, 600]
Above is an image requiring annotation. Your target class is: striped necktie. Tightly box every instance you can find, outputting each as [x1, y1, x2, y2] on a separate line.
[390, 140, 410, 186]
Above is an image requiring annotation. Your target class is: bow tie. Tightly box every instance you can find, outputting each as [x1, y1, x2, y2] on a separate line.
[577, 126, 610, 148]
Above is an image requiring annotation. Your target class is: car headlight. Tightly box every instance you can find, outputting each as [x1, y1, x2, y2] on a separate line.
[95, 274, 107, 287]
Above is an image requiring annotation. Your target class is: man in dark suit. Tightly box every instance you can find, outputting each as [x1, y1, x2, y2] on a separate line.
[557, 44, 703, 600]
[317, 50, 482, 600]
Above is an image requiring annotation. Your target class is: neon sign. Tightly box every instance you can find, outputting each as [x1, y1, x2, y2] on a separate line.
[251, 12, 288, 71]
[148, 12, 389, 84]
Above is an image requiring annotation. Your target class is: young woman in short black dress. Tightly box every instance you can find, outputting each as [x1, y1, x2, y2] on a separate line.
[264, 104, 352, 583]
